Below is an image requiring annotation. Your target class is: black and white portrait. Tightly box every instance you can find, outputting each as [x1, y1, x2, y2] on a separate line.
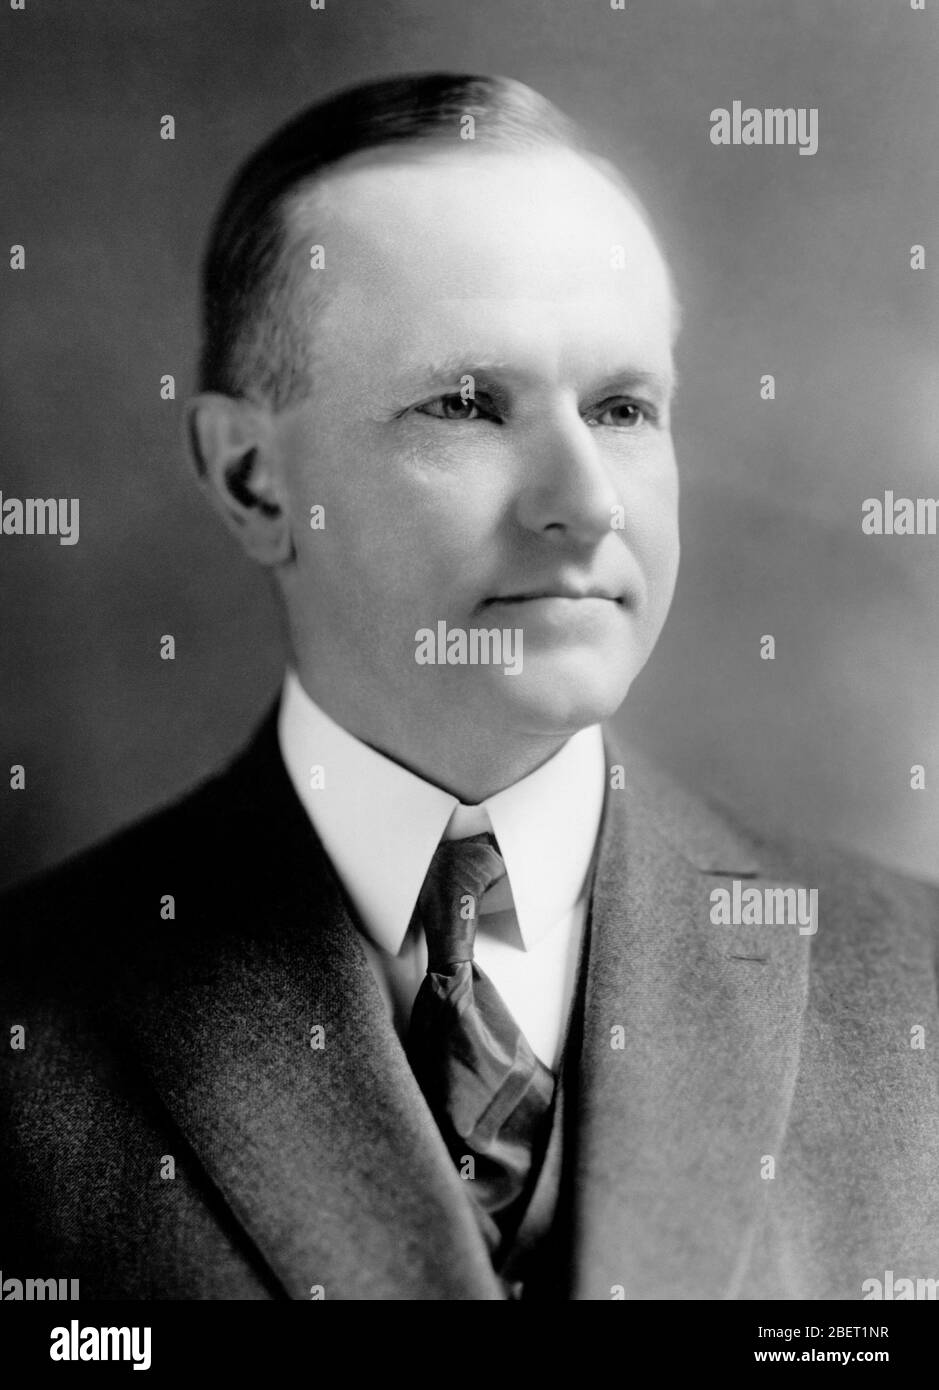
[1, 0, 937, 1322]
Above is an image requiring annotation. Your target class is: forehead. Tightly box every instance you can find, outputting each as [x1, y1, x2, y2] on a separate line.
[283, 147, 675, 384]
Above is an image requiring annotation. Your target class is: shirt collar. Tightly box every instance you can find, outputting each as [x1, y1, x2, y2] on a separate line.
[277, 669, 606, 956]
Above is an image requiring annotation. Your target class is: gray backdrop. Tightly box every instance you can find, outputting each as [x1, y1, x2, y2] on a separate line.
[1, 0, 937, 888]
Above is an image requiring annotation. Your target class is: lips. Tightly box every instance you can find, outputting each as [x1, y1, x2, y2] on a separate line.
[484, 587, 625, 605]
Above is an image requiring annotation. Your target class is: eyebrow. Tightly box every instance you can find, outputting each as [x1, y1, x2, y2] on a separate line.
[392, 360, 677, 402]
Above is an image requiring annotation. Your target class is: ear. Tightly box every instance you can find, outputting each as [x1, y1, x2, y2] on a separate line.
[184, 393, 294, 566]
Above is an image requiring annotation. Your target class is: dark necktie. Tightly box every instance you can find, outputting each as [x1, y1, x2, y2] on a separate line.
[405, 833, 556, 1259]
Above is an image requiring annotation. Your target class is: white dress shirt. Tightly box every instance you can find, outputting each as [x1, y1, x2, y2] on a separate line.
[277, 669, 606, 1071]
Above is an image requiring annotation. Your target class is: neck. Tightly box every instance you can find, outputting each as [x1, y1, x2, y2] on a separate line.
[364, 728, 571, 804]
[293, 666, 573, 803]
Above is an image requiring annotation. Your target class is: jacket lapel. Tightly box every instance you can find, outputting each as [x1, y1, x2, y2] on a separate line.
[113, 706, 503, 1301]
[569, 740, 811, 1299]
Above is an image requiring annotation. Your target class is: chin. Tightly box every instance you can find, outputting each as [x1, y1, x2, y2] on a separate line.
[482, 647, 642, 736]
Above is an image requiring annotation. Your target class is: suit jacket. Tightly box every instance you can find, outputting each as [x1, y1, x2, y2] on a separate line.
[1, 703, 938, 1301]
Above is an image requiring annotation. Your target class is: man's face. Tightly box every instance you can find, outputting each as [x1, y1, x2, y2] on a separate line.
[272, 145, 680, 749]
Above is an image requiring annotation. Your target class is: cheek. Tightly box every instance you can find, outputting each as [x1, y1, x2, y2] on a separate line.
[648, 473, 681, 562]
[619, 453, 679, 560]
[352, 446, 508, 580]
[292, 476, 481, 625]
[613, 464, 680, 632]
[644, 505, 681, 614]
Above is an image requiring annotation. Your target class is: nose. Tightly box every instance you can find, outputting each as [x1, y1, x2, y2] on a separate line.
[513, 404, 620, 547]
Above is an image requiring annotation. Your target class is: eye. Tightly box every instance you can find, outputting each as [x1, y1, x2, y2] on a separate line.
[587, 398, 651, 429]
[414, 392, 496, 422]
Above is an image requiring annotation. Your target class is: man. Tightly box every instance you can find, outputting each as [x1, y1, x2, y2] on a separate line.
[2, 73, 938, 1302]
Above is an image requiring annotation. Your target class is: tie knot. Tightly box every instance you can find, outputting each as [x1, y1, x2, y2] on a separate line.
[416, 833, 506, 971]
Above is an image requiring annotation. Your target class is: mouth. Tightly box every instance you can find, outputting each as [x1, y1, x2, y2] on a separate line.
[483, 589, 626, 606]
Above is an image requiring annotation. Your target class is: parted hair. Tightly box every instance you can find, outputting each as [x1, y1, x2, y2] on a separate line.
[197, 72, 619, 411]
